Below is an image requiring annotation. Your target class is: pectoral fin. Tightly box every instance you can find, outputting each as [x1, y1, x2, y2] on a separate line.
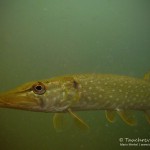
[117, 110, 136, 126]
[68, 108, 89, 130]
[53, 113, 66, 132]
[144, 110, 150, 124]
[105, 110, 116, 123]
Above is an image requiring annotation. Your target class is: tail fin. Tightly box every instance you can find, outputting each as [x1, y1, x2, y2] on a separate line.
[144, 110, 150, 124]
[144, 71, 150, 81]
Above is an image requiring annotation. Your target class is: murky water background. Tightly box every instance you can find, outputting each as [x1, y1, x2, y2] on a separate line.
[0, 0, 150, 150]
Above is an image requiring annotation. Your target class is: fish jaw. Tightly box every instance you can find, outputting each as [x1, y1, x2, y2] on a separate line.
[0, 81, 46, 112]
[0, 90, 42, 111]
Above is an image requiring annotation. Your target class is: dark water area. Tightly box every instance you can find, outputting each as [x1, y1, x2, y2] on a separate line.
[0, 0, 150, 150]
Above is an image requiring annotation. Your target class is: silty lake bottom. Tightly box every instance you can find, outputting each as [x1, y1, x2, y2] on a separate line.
[0, 0, 150, 150]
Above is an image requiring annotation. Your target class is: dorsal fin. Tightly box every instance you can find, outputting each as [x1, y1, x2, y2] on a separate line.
[105, 110, 116, 123]
[144, 71, 150, 81]
[117, 110, 136, 126]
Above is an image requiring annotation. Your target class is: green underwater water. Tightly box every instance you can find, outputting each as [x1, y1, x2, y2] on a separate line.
[0, 0, 150, 150]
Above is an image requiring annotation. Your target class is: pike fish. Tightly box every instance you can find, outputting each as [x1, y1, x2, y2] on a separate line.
[0, 73, 150, 131]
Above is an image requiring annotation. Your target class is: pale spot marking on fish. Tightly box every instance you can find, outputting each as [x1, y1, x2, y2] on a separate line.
[119, 89, 122, 92]
[104, 82, 108, 85]
[99, 95, 103, 98]
[109, 95, 113, 98]
[89, 87, 92, 90]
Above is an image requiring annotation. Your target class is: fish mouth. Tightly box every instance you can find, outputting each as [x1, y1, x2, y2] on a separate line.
[0, 92, 40, 111]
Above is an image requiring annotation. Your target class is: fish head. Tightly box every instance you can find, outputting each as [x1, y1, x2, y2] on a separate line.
[0, 77, 79, 112]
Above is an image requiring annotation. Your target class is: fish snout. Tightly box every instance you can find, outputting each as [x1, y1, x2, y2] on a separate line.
[0, 92, 42, 111]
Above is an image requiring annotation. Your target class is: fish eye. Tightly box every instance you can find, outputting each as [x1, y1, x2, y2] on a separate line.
[32, 82, 46, 95]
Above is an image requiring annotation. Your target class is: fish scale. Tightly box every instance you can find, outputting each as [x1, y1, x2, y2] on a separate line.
[71, 74, 150, 110]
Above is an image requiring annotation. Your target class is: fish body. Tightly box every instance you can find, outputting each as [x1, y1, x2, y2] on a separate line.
[71, 74, 150, 111]
[0, 73, 150, 129]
